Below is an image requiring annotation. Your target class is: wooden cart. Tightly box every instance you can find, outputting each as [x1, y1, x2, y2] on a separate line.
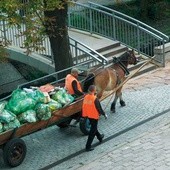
[0, 95, 86, 167]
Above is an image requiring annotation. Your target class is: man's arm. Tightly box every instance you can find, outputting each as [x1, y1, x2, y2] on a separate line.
[72, 80, 84, 96]
[94, 98, 105, 116]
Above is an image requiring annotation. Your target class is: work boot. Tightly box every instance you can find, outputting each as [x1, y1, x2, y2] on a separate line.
[98, 134, 104, 143]
[86, 147, 94, 152]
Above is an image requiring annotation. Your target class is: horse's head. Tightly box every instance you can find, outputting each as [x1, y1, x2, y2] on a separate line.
[127, 49, 137, 65]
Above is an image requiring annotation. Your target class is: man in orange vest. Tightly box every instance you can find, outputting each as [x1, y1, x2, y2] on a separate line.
[65, 68, 84, 126]
[65, 68, 84, 98]
[82, 85, 107, 151]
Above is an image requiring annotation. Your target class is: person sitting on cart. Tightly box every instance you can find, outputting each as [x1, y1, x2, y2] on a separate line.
[65, 67, 84, 98]
[65, 68, 84, 126]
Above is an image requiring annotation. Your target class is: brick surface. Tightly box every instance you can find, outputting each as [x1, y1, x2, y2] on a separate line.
[0, 59, 170, 169]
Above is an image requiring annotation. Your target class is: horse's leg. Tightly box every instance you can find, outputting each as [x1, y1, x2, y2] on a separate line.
[111, 89, 125, 113]
[110, 94, 118, 113]
[117, 87, 126, 106]
[119, 92, 126, 106]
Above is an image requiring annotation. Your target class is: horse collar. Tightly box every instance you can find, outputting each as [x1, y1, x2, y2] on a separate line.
[118, 61, 130, 76]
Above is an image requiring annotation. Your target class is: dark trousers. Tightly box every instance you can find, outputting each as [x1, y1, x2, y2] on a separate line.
[86, 118, 102, 149]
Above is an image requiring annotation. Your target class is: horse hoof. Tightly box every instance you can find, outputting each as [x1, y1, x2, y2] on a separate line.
[120, 101, 126, 107]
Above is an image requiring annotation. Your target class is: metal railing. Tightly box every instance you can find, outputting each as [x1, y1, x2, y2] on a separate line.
[1, 1, 169, 67]
[69, 36, 108, 67]
[0, 20, 107, 67]
[68, 1, 169, 66]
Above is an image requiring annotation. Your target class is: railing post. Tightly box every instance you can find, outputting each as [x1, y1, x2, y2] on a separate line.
[112, 12, 116, 40]
[137, 22, 140, 54]
[162, 40, 165, 67]
[89, 4, 93, 34]
[75, 41, 78, 64]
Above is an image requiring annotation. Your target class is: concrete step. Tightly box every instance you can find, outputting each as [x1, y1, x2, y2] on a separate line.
[100, 46, 128, 59]
[96, 41, 120, 53]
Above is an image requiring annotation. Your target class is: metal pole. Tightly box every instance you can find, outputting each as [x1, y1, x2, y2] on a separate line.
[137, 22, 140, 55]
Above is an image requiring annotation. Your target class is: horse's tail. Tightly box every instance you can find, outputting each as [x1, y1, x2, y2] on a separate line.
[83, 73, 95, 92]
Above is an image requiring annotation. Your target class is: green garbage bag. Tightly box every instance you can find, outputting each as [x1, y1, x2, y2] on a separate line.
[0, 109, 16, 123]
[10, 89, 27, 101]
[35, 103, 51, 120]
[52, 90, 67, 105]
[18, 109, 37, 123]
[62, 92, 74, 104]
[0, 101, 7, 113]
[5, 89, 37, 115]
[27, 90, 45, 104]
[48, 99, 62, 111]
[3, 118, 21, 132]
[6, 97, 36, 115]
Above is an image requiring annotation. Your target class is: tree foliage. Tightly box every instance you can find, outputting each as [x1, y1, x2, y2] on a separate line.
[0, 0, 73, 72]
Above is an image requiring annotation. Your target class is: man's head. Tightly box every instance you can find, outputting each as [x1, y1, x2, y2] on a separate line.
[71, 68, 80, 78]
[88, 85, 96, 94]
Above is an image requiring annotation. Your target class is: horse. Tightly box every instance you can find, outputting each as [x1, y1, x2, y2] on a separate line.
[83, 49, 137, 113]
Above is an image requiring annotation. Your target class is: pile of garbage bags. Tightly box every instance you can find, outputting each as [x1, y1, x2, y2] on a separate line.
[0, 85, 74, 133]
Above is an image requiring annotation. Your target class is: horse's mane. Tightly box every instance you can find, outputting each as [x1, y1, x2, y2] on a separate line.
[118, 51, 128, 63]
[83, 73, 95, 92]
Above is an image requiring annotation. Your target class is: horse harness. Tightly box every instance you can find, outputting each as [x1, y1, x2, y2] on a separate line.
[112, 57, 130, 76]
[83, 56, 130, 87]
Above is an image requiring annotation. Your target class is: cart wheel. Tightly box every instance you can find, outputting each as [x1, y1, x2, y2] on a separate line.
[3, 138, 27, 167]
[79, 118, 91, 135]
[56, 118, 72, 128]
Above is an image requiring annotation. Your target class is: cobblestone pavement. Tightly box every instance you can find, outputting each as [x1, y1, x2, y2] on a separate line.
[0, 53, 170, 169]
[63, 61, 170, 170]
[0, 62, 170, 170]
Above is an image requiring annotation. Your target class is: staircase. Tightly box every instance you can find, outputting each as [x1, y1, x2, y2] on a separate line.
[82, 41, 158, 78]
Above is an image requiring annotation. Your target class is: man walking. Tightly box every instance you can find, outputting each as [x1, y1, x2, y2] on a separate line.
[82, 85, 107, 151]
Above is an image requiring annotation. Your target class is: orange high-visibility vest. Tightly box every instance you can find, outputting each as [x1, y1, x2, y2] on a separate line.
[82, 94, 99, 120]
[65, 74, 83, 95]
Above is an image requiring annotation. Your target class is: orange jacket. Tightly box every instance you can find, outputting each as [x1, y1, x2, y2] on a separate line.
[65, 74, 83, 95]
[82, 94, 99, 120]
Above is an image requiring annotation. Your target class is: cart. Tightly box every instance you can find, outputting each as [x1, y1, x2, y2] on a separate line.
[0, 67, 94, 167]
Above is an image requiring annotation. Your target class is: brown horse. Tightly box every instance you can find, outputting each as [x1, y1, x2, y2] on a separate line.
[83, 49, 137, 113]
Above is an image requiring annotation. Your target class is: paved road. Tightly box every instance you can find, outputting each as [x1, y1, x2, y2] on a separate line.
[0, 62, 170, 170]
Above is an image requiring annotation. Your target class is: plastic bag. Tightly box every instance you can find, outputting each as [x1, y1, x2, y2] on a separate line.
[3, 119, 21, 131]
[18, 110, 37, 123]
[10, 89, 27, 101]
[52, 88, 74, 105]
[48, 99, 62, 111]
[6, 97, 36, 115]
[52, 90, 67, 105]
[62, 92, 74, 103]
[0, 101, 7, 113]
[27, 90, 45, 103]
[35, 103, 51, 120]
[0, 109, 16, 123]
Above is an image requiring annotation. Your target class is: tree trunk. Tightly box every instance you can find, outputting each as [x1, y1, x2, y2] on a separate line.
[44, 1, 73, 77]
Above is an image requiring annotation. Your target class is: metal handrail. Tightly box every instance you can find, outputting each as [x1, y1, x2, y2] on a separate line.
[88, 2, 169, 42]
[68, 1, 170, 66]
[69, 36, 108, 65]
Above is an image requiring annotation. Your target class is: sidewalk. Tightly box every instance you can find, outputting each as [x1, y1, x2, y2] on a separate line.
[48, 61, 170, 170]
[72, 61, 170, 170]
